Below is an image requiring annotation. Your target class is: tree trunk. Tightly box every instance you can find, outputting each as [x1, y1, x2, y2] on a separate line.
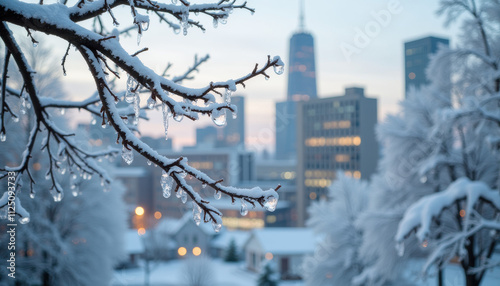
[465, 274, 480, 286]
[42, 251, 50, 286]
[437, 269, 443, 286]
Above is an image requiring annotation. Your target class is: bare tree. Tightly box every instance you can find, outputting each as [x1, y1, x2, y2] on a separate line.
[0, 0, 282, 230]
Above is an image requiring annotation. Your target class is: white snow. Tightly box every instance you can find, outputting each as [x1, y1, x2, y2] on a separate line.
[245, 228, 315, 255]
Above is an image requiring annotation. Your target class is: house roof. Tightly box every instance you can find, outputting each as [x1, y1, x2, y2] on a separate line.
[211, 230, 250, 250]
[155, 212, 215, 236]
[244, 228, 315, 255]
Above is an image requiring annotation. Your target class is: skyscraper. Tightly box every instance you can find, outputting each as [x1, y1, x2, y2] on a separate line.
[404, 36, 449, 96]
[296, 87, 378, 226]
[223, 95, 245, 148]
[275, 0, 317, 160]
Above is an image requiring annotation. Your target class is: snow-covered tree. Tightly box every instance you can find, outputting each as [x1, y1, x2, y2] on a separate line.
[391, 1, 500, 286]
[0, 0, 281, 230]
[257, 261, 279, 286]
[302, 172, 368, 286]
[0, 117, 126, 286]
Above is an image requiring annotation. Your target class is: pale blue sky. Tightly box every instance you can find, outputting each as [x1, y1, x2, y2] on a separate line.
[60, 0, 459, 151]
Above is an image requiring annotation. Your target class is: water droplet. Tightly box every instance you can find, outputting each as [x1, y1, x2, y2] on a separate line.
[19, 216, 30, 224]
[273, 65, 284, 75]
[141, 21, 149, 31]
[121, 145, 134, 165]
[211, 109, 227, 126]
[50, 188, 63, 202]
[12, 116, 19, 123]
[421, 240, 428, 248]
[0, 132, 6, 142]
[263, 195, 278, 212]
[202, 183, 207, 188]
[29, 190, 36, 199]
[396, 242, 405, 257]
[161, 171, 174, 198]
[214, 191, 221, 200]
[91, 117, 97, 125]
[232, 112, 237, 119]
[212, 221, 222, 232]
[72, 187, 79, 197]
[181, 191, 187, 203]
[45, 173, 51, 180]
[33, 42, 38, 48]
[195, 11, 199, 16]
[240, 200, 248, 216]
[147, 160, 152, 166]
[60, 108, 65, 115]
[174, 27, 181, 34]
[213, 18, 218, 28]
[183, 27, 188, 36]
[220, 16, 227, 25]
[101, 122, 107, 129]
[147, 96, 156, 109]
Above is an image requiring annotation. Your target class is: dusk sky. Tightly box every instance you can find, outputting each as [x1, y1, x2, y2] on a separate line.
[59, 0, 460, 152]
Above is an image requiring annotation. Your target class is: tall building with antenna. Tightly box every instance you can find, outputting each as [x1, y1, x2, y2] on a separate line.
[275, 0, 317, 160]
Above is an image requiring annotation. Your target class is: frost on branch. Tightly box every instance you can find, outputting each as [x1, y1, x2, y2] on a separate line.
[0, 0, 282, 229]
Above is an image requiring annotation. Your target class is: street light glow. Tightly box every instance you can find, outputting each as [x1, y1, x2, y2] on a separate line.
[135, 206, 145, 216]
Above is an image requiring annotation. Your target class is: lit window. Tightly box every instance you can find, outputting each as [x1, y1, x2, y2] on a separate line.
[353, 171, 361, 179]
[266, 215, 277, 224]
[178, 247, 187, 256]
[192, 247, 202, 256]
[265, 252, 273, 260]
[353, 136, 361, 146]
[309, 192, 317, 200]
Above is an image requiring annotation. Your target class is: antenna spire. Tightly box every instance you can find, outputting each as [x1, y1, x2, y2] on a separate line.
[299, 0, 305, 30]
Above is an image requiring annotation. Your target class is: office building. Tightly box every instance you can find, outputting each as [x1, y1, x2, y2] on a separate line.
[222, 95, 245, 148]
[296, 87, 378, 226]
[405, 36, 449, 96]
[275, 2, 317, 160]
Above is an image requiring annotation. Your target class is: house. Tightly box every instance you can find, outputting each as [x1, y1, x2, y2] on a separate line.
[117, 229, 145, 269]
[243, 228, 315, 280]
[211, 230, 249, 260]
[155, 211, 215, 258]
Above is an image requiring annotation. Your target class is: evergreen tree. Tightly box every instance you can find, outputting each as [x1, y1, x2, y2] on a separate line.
[257, 261, 279, 286]
[224, 239, 239, 262]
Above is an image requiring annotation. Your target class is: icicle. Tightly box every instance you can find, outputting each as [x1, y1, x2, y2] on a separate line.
[212, 18, 218, 28]
[181, 12, 189, 36]
[263, 195, 278, 212]
[141, 21, 149, 31]
[192, 204, 202, 226]
[121, 145, 134, 165]
[181, 190, 188, 203]
[214, 190, 221, 200]
[147, 96, 156, 109]
[137, 32, 142, 45]
[224, 88, 232, 104]
[396, 242, 405, 257]
[50, 187, 63, 202]
[240, 200, 248, 216]
[176, 188, 182, 198]
[211, 109, 227, 126]
[125, 76, 137, 103]
[162, 103, 169, 140]
[133, 93, 140, 125]
[0, 132, 6, 142]
[212, 221, 222, 232]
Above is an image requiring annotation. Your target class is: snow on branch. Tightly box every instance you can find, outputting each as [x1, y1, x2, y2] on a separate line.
[0, 0, 282, 230]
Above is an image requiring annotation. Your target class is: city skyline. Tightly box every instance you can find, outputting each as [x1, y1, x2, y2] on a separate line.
[56, 0, 458, 152]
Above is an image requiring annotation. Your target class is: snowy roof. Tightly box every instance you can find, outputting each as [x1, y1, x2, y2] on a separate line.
[125, 229, 144, 254]
[155, 212, 215, 236]
[211, 230, 250, 250]
[245, 228, 315, 255]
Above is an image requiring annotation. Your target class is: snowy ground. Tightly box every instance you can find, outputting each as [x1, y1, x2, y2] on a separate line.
[112, 258, 500, 286]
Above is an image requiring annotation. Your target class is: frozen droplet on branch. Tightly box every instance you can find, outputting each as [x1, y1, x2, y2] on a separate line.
[147, 96, 156, 109]
[133, 93, 140, 125]
[274, 65, 284, 75]
[50, 188, 63, 202]
[0, 132, 6, 142]
[141, 21, 149, 31]
[212, 18, 218, 28]
[91, 117, 97, 125]
[214, 190, 221, 200]
[212, 221, 222, 232]
[147, 160, 152, 166]
[12, 116, 19, 123]
[181, 190, 188, 203]
[173, 113, 183, 122]
[263, 195, 278, 212]
[192, 204, 202, 226]
[232, 112, 237, 119]
[72, 187, 79, 197]
[224, 88, 232, 104]
[121, 145, 134, 165]
[161, 171, 174, 198]
[19, 216, 30, 224]
[60, 109, 65, 115]
[202, 183, 207, 188]
[136, 32, 142, 45]
[240, 200, 248, 216]
[211, 109, 227, 126]
[29, 190, 36, 199]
